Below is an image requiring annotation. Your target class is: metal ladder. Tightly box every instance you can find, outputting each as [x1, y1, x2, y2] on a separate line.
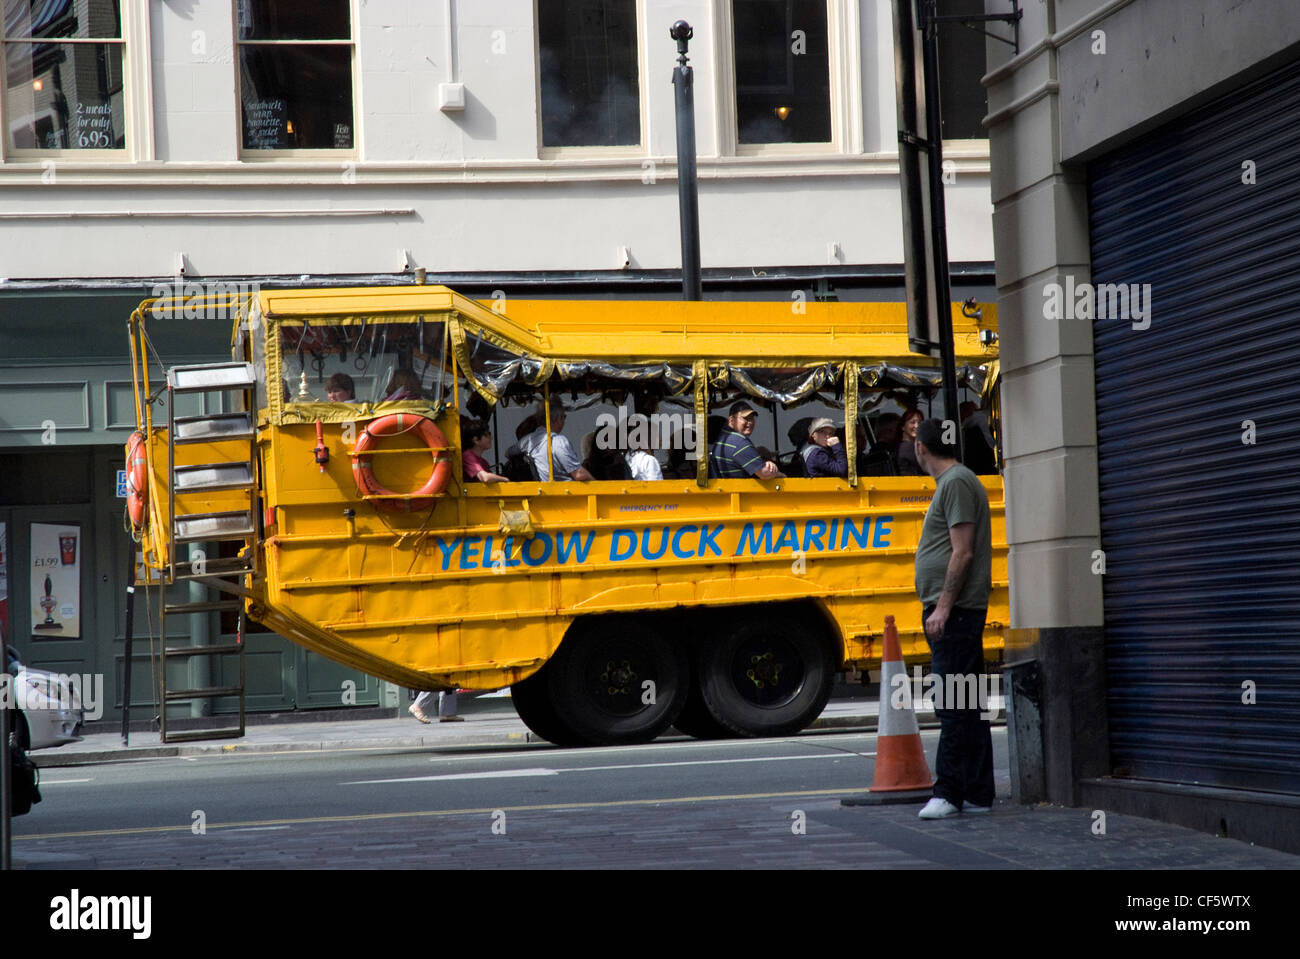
[160, 362, 258, 743]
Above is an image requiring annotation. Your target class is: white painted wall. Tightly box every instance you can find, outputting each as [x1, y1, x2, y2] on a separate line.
[0, 1, 993, 280]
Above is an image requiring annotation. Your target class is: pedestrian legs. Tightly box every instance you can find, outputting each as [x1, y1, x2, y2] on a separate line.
[924, 605, 994, 809]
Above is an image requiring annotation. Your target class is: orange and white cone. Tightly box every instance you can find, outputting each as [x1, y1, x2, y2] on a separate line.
[869, 615, 934, 792]
[842, 614, 934, 807]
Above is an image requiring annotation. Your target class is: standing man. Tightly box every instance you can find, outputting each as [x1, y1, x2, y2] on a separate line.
[710, 401, 784, 479]
[912, 418, 995, 819]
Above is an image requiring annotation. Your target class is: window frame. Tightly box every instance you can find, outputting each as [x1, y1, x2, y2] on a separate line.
[715, 0, 860, 158]
[533, 0, 648, 159]
[0, 0, 152, 161]
[232, 0, 359, 160]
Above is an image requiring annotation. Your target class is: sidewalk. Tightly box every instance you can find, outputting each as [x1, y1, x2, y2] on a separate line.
[18, 693, 1300, 869]
[33, 690, 905, 766]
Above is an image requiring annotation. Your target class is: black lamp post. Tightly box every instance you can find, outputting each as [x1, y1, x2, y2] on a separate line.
[671, 20, 702, 301]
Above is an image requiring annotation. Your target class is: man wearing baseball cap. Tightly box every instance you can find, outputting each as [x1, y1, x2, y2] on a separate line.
[710, 401, 783, 479]
[801, 417, 848, 478]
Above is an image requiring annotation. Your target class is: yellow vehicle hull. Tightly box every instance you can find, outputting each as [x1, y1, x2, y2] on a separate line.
[129, 285, 1006, 743]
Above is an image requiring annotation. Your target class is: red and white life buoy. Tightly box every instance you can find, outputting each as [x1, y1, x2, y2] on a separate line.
[352, 414, 452, 512]
[125, 430, 149, 528]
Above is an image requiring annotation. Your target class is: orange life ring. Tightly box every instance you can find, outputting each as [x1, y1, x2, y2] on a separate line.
[352, 414, 452, 512]
[125, 430, 149, 528]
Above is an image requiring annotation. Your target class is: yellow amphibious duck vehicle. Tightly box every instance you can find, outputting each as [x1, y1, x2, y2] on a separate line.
[126, 286, 1006, 745]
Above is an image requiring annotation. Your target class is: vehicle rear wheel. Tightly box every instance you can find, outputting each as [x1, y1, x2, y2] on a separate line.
[547, 616, 689, 746]
[698, 610, 837, 738]
[671, 659, 736, 740]
[510, 665, 584, 747]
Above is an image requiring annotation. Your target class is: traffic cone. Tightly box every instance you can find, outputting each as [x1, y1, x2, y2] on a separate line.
[842, 614, 934, 806]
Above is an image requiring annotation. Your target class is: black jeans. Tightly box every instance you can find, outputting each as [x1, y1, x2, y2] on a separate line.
[923, 604, 995, 808]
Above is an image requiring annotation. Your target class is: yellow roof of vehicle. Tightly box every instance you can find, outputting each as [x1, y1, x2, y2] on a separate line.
[253, 286, 997, 365]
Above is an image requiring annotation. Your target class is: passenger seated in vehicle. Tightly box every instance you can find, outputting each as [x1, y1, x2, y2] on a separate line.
[500, 414, 540, 480]
[803, 417, 848, 478]
[519, 398, 594, 482]
[461, 418, 508, 483]
[326, 372, 358, 403]
[661, 424, 697, 479]
[710, 401, 783, 480]
[862, 412, 902, 476]
[896, 408, 925, 475]
[960, 401, 998, 475]
[384, 369, 423, 401]
[624, 433, 662, 481]
[582, 429, 631, 480]
[780, 416, 815, 477]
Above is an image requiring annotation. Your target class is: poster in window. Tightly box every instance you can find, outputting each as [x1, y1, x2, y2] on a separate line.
[30, 523, 80, 638]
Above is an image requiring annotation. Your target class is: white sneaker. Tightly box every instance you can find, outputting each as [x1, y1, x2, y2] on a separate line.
[408, 704, 432, 724]
[964, 802, 992, 814]
[917, 797, 960, 820]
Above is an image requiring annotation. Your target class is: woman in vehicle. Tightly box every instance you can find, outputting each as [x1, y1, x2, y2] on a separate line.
[461, 419, 508, 483]
[896, 407, 926, 476]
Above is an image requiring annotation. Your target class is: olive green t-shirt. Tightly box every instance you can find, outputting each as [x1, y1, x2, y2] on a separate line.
[914, 462, 992, 609]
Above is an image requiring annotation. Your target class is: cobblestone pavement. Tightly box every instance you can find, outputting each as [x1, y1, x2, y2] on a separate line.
[15, 791, 1300, 870]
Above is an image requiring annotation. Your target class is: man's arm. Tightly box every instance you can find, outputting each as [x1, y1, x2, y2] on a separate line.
[924, 522, 975, 638]
[805, 443, 847, 478]
[730, 437, 784, 479]
[550, 434, 594, 482]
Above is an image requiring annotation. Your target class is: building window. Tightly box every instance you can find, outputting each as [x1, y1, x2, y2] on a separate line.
[935, 0, 988, 141]
[538, 0, 641, 149]
[3, 0, 126, 152]
[236, 0, 354, 152]
[733, 0, 831, 146]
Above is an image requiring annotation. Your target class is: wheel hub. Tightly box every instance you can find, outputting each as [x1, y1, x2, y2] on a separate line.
[601, 659, 637, 696]
[731, 634, 804, 708]
[745, 651, 784, 690]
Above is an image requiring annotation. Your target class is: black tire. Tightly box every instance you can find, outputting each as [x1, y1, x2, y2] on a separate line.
[547, 616, 689, 746]
[671, 655, 736, 740]
[510, 665, 585, 747]
[698, 610, 837, 738]
[12, 710, 31, 752]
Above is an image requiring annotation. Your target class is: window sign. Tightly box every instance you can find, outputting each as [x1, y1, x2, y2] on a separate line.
[3, 0, 126, 151]
[538, 0, 641, 148]
[237, 0, 354, 151]
[30, 522, 80, 638]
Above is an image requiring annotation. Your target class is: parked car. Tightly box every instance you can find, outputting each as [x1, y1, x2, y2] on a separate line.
[5, 645, 83, 750]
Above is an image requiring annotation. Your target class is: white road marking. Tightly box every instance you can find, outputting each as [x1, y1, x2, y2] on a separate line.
[571, 753, 869, 772]
[344, 752, 872, 785]
[36, 778, 93, 785]
[344, 767, 560, 785]
[222, 826, 292, 833]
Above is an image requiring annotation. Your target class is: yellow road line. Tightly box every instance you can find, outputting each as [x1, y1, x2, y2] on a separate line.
[15, 787, 869, 841]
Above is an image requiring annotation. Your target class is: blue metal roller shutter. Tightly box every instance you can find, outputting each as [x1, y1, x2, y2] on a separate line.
[1088, 54, 1300, 794]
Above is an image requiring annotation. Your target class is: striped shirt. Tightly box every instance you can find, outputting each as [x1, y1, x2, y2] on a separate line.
[710, 429, 765, 478]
